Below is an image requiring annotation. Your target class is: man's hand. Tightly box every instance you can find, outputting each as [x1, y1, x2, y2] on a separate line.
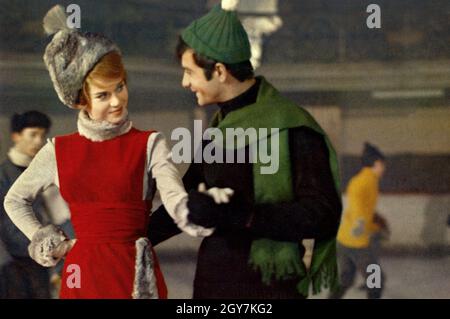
[187, 183, 247, 230]
[187, 190, 221, 228]
[373, 213, 390, 233]
[373, 212, 391, 240]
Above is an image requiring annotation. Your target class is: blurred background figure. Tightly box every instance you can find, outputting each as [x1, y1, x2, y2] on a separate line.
[331, 142, 388, 299]
[0, 111, 51, 298]
[0, 111, 72, 298]
[0, 239, 13, 296]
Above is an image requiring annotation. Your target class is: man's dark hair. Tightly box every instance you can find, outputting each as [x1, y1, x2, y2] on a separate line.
[361, 142, 385, 167]
[176, 36, 254, 82]
[11, 111, 52, 133]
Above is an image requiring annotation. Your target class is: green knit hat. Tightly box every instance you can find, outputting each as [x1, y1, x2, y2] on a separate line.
[181, 0, 251, 64]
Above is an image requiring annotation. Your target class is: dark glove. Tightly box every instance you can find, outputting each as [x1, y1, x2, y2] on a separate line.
[373, 213, 390, 234]
[187, 190, 249, 230]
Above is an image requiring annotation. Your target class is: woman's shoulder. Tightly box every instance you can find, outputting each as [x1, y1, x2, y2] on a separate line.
[53, 132, 81, 142]
[130, 127, 159, 135]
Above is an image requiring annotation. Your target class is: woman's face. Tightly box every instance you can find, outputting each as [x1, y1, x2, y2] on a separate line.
[85, 77, 128, 124]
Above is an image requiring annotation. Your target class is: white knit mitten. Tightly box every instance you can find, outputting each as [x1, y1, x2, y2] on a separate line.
[28, 225, 68, 267]
[197, 183, 234, 204]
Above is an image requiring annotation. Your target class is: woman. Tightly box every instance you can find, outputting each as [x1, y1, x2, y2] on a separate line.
[4, 5, 219, 299]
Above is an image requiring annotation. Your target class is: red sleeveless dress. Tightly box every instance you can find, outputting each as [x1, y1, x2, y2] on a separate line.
[55, 128, 167, 299]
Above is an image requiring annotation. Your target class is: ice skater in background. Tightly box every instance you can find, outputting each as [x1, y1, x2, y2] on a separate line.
[0, 111, 55, 298]
[331, 142, 389, 299]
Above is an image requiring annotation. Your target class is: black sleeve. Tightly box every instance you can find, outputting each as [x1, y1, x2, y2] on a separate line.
[148, 160, 205, 246]
[147, 206, 181, 246]
[180, 159, 205, 193]
[249, 126, 342, 242]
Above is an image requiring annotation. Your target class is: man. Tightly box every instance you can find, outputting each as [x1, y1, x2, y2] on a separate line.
[148, 0, 342, 298]
[331, 142, 388, 299]
[0, 111, 54, 298]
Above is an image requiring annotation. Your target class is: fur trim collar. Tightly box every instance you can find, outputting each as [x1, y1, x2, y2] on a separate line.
[77, 110, 132, 142]
[8, 147, 33, 167]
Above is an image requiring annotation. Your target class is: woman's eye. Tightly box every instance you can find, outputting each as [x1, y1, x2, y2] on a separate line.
[116, 84, 124, 92]
[96, 94, 107, 100]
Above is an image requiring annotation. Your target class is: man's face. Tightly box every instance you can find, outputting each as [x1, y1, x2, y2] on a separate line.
[12, 127, 48, 157]
[180, 49, 222, 106]
[373, 160, 386, 178]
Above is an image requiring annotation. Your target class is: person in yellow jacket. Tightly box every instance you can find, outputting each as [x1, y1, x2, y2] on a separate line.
[330, 142, 388, 299]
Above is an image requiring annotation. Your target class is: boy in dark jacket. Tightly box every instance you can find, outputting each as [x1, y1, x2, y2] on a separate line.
[0, 111, 52, 298]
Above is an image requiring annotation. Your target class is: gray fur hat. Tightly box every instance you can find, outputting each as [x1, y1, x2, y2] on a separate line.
[43, 5, 121, 108]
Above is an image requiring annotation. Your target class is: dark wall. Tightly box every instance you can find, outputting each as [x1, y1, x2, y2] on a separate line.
[1, 0, 448, 62]
[0, 0, 208, 57]
[341, 154, 450, 193]
[264, 0, 449, 63]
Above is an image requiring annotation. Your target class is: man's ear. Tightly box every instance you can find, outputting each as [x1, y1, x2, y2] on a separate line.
[11, 132, 21, 144]
[214, 63, 228, 83]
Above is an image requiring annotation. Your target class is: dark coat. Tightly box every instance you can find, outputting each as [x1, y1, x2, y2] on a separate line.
[0, 158, 50, 298]
[148, 80, 341, 298]
[0, 158, 48, 257]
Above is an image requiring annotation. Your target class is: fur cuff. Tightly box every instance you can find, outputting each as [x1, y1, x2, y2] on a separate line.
[132, 238, 159, 299]
[28, 225, 67, 267]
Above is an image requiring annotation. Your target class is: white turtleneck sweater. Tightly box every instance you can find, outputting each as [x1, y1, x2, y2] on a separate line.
[4, 110, 213, 241]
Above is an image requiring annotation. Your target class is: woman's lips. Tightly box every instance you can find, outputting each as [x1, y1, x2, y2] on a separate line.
[109, 108, 122, 115]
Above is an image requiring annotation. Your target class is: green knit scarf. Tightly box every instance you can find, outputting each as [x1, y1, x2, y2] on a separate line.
[210, 77, 341, 297]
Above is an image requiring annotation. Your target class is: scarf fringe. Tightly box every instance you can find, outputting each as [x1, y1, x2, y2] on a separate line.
[249, 238, 340, 297]
[296, 256, 339, 296]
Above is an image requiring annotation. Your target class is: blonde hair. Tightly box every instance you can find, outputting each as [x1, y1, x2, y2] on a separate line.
[78, 51, 127, 107]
